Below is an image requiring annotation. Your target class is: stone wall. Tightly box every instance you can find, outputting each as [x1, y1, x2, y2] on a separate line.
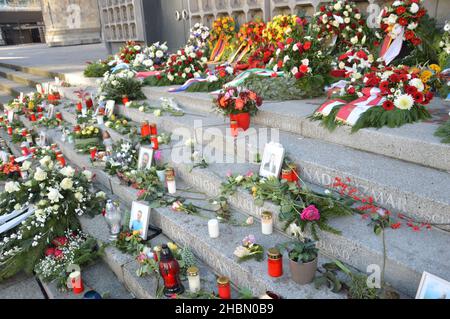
[41, 0, 102, 47]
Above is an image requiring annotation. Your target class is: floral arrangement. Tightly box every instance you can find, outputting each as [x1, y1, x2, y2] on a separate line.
[380, 0, 426, 47]
[233, 235, 264, 263]
[73, 125, 101, 140]
[188, 23, 211, 50]
[105, 141, 138, 177]
[185, 65, 234, 93]
[236, 44, 275, 70]
[0, 162, 21, 181]
[115, 231, 146, 255]
[211, 16, 236, 42]
[438, 21, 450, 67]
[119, 41, 142, 64]
[214, 87, 263, 116]
[36, 116, 62, 129]
[34, 231, 102, 290]
[221, 173, 354, 240]
[98, 70, 146, 103]
[0, 161, 106, 280]
[145, 45, 208, 86]
[314, 0, 372, 52]
[314, 65, 434, 132]
[262, 15, 302, 44]
[105, 115, 133, 135]
[84, 59, 112, 78]
[331, 47, 381, 81]
[132, 42, 169, 71]
[237, 21, 266, 50]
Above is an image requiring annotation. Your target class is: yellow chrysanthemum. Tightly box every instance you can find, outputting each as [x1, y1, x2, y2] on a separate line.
[429, 64, 441, 73]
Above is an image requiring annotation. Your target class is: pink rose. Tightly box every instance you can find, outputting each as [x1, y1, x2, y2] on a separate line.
[300, 205, 320, 221]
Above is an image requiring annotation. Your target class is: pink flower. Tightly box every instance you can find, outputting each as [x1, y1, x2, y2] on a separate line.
[300, 205, 321, 221]
[226, 170, 232, 178]
[137, 189, 146, 198]
[245, 171, 254, 178]
[154, 150, 162, 162]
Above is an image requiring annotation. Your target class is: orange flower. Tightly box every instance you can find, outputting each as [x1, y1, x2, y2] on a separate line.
[219, 96, 228, 108]
[235, 98, 245, 111]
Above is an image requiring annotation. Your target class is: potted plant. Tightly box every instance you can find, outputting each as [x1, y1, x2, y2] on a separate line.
[278, 238, 318, 285]
[214, 87, 263, 131]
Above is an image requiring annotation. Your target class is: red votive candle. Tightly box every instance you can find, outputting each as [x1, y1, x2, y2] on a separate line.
[21, 129, 28, 137]
[217, 277, 231, 299]
[141, 121, 151, 138]
[267, 248, 283, 278]
[38, 112, 43, 119]
[56, 112, 63, 121]
[90, 147, 97, 160]
[7, 126, 12, 135]
[57, 154, 66, 167]
[85, 97, 93, 109]
[151, 135, 159, 150]
[30, 113, 37, 122]
[150, 123, 158, 135]
[230, 120, 238, 137]
[76, 101, 83, 112]
[122, 96, 129, 105]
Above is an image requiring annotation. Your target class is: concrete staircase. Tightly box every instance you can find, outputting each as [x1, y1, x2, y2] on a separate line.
[1, 62, 449, 298]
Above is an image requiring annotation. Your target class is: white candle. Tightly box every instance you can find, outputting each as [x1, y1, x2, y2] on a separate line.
[187, 266, 201, 293]
[97, 115, 104, 125]
[208, 219, 220, 238]
[261, 211, 273, 235]
[166, 176, 177, 194]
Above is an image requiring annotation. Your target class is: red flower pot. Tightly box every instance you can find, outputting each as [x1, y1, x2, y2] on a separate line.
[230, 113, 250, 131]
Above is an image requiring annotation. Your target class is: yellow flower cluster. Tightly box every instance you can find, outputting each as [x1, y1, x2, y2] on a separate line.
[76, 126, 100, 136]
[212, 16, 236, 39]
[262, 15, 299, 43]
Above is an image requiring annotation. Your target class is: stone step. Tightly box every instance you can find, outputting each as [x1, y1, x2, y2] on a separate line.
[26, 124, 344, 299]
[23, 109, 450, 298]
[0, 273, 45, 299]
[0, 62, 62, 82]
[99, 101, 450, 230]
[0, 66, 54, 90]
[0, 76, 31, 99]
[142, 86, 450, 172]
[39, 261, 134, 299]
[0, 89, 12, 108]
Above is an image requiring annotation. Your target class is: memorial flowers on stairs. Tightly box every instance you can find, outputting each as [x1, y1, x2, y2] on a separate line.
[234, 235, 264, 263]
[312, 65, 433, 132]
[131, 42, 169, 72]
[0, 160, 106, 280]
[34, 230, 103, 291]
[213, 87, 263, 131]
[98, 70, 146, 103]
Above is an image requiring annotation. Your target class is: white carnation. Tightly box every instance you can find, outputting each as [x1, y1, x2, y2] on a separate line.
[5, 181, 20, 194]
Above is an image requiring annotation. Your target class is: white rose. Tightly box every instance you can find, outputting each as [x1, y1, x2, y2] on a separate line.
[408, 22, 418, 30]
[96, 191, 106, 199]
[60, 178, 73, 190]
[333, 2, 342, 11]
[5, 181, 20, 194]
[154, 109, 162, 117]
[409, 78, 425, 92]
[410, 3, 419, 14]
[82, 170, 93, 182]
[235, 175, 244, 183]
[39, 156, 52, 168]
[34, 167, 47, 182]
[60, 166, 75, 177]
[21, 161, 32, 171]
[234, 246, 250, 258]
[47, 187, 63, 203]
[74, 192, 83, 202]
[156, 50, 164, 58]
[134, 45, 141, 51]
[355, 13, 361, 20]
[344, 18, 350, 24]
[34, 209, 45, 219]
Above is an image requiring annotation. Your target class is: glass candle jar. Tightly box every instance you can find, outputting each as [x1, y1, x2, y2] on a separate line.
[187, 266, 201, 293]
[267, 247, 283, 278]
[150, 123, 158, 135]
[230, 120, 238, 137]
[90, 147, 97, 160]
[57, 154, 66, 167]
[208, 219, 220, 238]
[217, 276, 231, 299]
[7, 126, 12, 135]
[151, 135, 159, 150]
[26, 134, 33, 144]
[166, 175, 177, 194]
[29, 113, 37, 122]
[289, 163, 298, 182]
[281, 168, 293, 182]
[141, 121, 151, 138]
[261, 211, 273, 235]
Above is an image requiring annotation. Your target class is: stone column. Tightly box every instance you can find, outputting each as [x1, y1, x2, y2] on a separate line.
[41, 0, 102, 47]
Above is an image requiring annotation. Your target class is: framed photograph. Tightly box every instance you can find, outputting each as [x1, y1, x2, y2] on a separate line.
[416, 272, 450, 299]
[46, 104, 55, 119]
[129, 201, 151, 240]
[138, 146, 154, 171]
[38, 131, 47, 147]
[105, 100, 116, 118]
[259, 142, 285, 179]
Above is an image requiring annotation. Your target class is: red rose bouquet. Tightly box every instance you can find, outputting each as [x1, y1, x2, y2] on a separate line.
[119, 41, 143, 64]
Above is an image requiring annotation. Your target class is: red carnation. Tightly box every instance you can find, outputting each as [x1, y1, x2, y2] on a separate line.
[52, 236, 68, 247]
[347, 86, 356, 95]
[396, 6, 406, 15]
[356, 50, 368, 60]
[45, 248, 55, 256]
[294, 72, 304, 79]
[382, 100, 395, 111]
[299, 64, 309, 73]
[398, 17, 408, 26]
[54, 249, 64, 259]
[320, 5, 326, 12]
[411, 37, 422, 46]
[405, 30, 415, 40]
[413, 92, 424, 103]
[380, 81, 390, 93]
[303, 41, 312, 50]
[405, 85, 418, 95]
[286, 38, 294, 45]
[389, 73, 400, 83]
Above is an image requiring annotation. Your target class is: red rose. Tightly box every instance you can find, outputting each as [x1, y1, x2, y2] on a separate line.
[54, 249, 64, 259]
[347, 86, 356, 95]
[389, 73, 400, 83]
[52, 236, 68, 246]
[299, 64, 309, 73]
[396, 6, 406, 15]
[417, 9, 426, 18]
[303, 41, 312, 50]
[294, 72, 304, 79]
[356, 50, 368, 60]
[320, 5, 326, 12]
[286, 38, 294, 45]
[382, 100, 395, 111]
[398, 17, 408, 26]
[405, 85, 418, 95]
[277, 60, 283, 68]
[411, 37, 422, 46]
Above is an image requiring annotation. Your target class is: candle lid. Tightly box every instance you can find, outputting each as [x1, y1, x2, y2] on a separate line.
[187, 266, 199, 276]
[288, 163, 297, 170]
[267, 248, 281, 259]
[261, 211, 273, 220]
[217, 276, 230, 285]
[149, 123, 157, 127]
[166, 175, 175, 181]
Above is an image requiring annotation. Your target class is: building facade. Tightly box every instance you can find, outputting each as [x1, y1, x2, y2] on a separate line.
[98, 0, 450, 52]
[0, 0, 44, 45]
